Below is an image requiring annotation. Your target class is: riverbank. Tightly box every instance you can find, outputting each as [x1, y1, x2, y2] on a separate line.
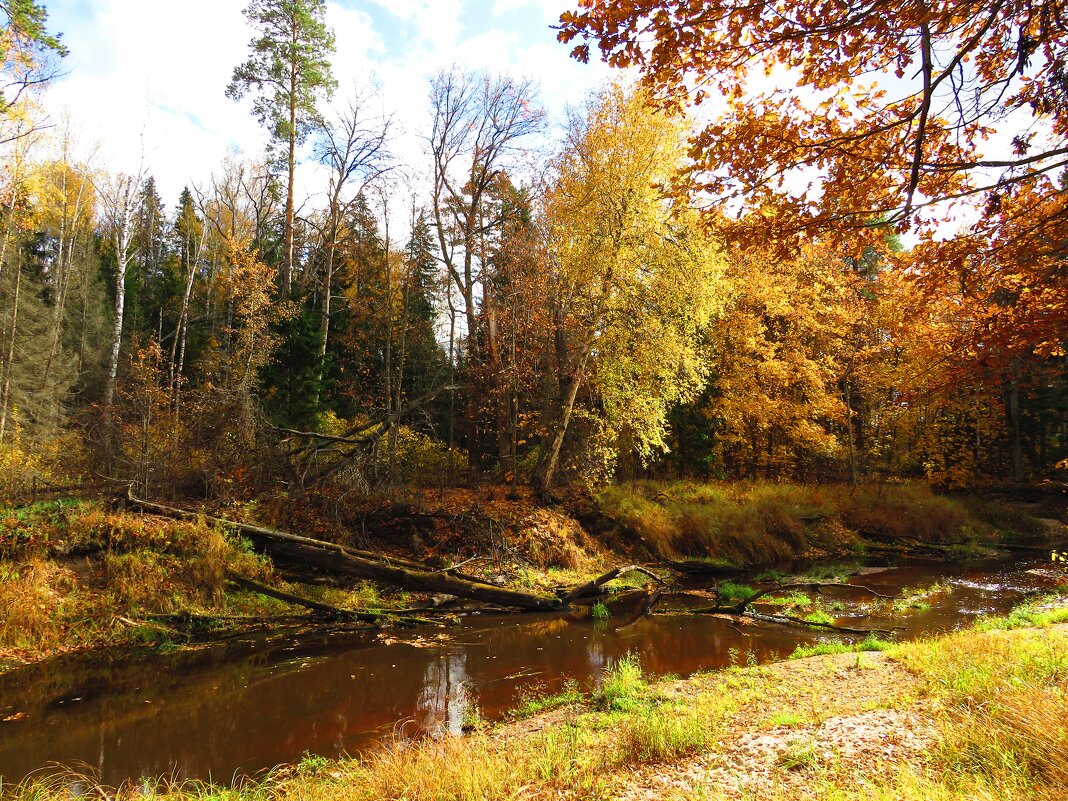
[1, 481, 1063, 671]
[5, 598, 1067, 800]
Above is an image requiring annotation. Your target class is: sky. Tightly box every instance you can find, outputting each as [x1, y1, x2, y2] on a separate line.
[37, 0, 611, 220]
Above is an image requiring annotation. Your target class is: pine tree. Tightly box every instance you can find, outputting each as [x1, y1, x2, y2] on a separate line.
[226, 0, 336, 295]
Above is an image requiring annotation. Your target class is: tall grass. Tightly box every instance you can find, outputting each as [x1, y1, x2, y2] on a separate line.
[597, 480, 1020, 563]
[0, 506, 277, 657]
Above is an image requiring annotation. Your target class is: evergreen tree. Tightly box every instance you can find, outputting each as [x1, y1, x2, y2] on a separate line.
[226, 0, 336, 294]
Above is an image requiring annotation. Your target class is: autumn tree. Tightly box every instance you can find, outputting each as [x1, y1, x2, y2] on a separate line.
[536, 84, 723, 491]
[705, 244, 878, 480]
[227, 0, 336, 294]
[311, 88, 392, 393]
[558, 0, 1068, 362]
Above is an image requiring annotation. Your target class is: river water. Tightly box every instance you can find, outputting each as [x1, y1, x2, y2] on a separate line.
[0, 553, 1060, 785]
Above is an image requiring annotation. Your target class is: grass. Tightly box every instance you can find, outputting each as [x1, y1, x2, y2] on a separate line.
[802, 610, 836, 625]
[0, 504, 394, 665]
[510, 680, 584, 719]
[598, 653, 646, 711]
[767, 711, 806, 727]
[971, 593, 1068, 632]
[893, 581, 951, 613]
[596, 480, 1027, 565]
[760, 592, 812, 608]
[717, 581, 757, 603]
[789, 634, 894, 659]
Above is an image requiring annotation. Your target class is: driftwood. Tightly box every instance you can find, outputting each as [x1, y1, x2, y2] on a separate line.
[857, 529, 977, 557]
[682, 606, 901, 635]
[227, 572, 349, 616]
[561, 564, 663, 602]
[125, 493, 562, 612]
[675, 580, 903, 635]
[743, 610, 902, 635]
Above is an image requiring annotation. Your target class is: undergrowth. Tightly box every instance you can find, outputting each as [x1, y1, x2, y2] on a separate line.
[0, 503, 326, 661]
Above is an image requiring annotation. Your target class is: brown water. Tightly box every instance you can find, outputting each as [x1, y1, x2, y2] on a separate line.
[0, 554, 1060, 785]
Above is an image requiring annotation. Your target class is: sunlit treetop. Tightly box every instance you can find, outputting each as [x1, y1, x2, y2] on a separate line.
[558, 0, 1068, 244]
[558, 1, 1068, 365]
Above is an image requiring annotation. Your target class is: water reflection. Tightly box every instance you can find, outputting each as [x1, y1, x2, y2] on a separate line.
[0, 554, 1058, 785]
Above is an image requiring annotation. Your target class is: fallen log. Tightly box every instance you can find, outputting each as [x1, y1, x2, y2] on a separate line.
[127, 492, 496, 587]
[225, 573, 439, 625]
[261, 540, 561, 611]
[683, 607, 901, 636]
[126, 493, 562, 612]
[663, 559, 745, 576]
[746, 611, 903, 636]
[561, 564, 663, 602]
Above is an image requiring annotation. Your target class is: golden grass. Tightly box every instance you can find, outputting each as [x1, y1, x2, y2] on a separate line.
[0, 506, 289, 660]
[596, 480, 1018, 563]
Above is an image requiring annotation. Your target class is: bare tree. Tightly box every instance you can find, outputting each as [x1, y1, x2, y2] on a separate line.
[428, 68, 543, 467]
[312, 86, 392, 380]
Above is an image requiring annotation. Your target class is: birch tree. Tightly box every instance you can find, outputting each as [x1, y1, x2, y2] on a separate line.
[100, 168, 144, 409]
[536, 84, 724, 490]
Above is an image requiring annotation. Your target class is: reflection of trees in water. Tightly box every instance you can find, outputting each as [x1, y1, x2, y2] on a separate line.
[416, 652, 469, 738]
[5, 557, 1048, 786]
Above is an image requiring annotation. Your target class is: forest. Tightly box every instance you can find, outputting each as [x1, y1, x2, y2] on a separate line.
[0, 0, 1062, 501]
[1, 1, 1067, 799]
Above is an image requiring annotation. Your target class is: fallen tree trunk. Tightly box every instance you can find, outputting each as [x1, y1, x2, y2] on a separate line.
[225, 572, 439, 625]
[260, 540, 561, 611]
[126, 494, 562, 612]
[227, 572, 347, 616]
[663, 559, 745, 576]
[681, 606, 902, 635]
[561, 564, 663, 602]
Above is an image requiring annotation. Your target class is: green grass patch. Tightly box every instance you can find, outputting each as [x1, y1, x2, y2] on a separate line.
[718, 581, 757, 602]
[790, 635, 893, 659]
[591, 601, 611, 620]
[759, 592, 812, 608]
[598, 653, 646, 711]
[767, 711, 805, 727]
[973, 594, 1068, 632]
[511, 680, 584, 719]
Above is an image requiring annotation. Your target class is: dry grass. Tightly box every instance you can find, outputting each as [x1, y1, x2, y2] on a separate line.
[596, 480, 1012, 563]
[0, 559, 67, 650]
[0, 505, 286, 661]
[837, 484, 971, 543]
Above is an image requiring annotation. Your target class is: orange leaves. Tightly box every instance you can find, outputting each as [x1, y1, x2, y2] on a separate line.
[561, 0, 1068, 392]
